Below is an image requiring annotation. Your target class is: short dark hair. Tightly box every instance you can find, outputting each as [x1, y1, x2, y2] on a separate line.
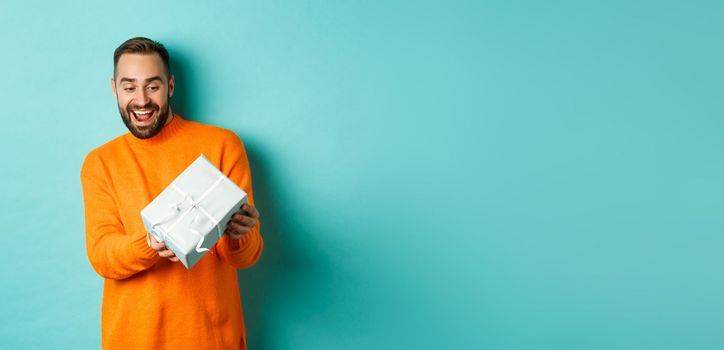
[113, 37, 171, 79]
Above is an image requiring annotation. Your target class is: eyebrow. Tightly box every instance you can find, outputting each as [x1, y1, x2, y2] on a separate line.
[119, 76, 164, 83]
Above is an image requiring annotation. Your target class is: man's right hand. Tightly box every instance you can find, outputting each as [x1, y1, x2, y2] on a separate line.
[149, 235, 180, 262]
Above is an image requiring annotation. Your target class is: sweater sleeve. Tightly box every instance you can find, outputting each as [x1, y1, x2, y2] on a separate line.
[215, 132, 264, 269]
[81, 153, 161, 280]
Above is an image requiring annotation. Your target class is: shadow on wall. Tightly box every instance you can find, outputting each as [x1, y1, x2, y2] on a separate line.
[168, 48, 197, 119]
[237, 140, 367, 348]
[167, 44, 330, 348]
[234, 136, 309, 350]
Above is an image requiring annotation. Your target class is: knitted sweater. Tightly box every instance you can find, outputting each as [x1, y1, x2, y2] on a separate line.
[80, 114, 263, 350]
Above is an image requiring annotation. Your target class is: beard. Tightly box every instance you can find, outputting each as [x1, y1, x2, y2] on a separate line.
[117, 97, 171, 139]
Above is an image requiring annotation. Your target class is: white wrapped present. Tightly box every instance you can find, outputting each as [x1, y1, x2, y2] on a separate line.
[141, 154, 248, 269]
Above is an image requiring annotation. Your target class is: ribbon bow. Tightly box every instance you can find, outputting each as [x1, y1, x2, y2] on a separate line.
[148, 175, 225, 253]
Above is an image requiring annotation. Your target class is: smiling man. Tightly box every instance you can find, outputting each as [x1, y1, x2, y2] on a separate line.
[80, 37, 263, 350]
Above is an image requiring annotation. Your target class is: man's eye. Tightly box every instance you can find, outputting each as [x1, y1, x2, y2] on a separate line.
[124, 87, 135, 92]
[148, 86, 159, 91]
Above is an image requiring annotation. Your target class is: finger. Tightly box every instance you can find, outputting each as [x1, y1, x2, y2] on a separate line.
[158, 249, 176, 258]
[230, 215, 256, 227]
[168, 256, 179, 262]
[233, 206, 258, 219]
[231, 211, 248, 222]
[228, 220, 252, 233]
[243, 204, 260, 219]
[228, 228, 246, 240]
[227, 221, 252, 237]
[149, 236, 166, 251]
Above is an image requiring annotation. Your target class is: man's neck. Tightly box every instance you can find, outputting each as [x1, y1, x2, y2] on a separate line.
[164, 107, 174, 126]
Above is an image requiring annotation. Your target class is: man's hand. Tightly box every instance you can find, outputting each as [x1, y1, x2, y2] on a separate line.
[225, 203, 260, 239]
[149, 235, 180, 262]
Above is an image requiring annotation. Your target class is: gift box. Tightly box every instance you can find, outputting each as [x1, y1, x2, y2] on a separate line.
[141, 154, 248, 269]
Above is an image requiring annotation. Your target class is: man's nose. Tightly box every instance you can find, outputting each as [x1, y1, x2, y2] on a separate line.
[135, 89, 150, 105]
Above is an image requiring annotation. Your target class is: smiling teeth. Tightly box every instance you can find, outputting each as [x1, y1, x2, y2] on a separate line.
[135, 110, 152, 115]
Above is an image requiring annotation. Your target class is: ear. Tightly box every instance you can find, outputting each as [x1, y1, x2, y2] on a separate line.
[168, 75, 175, 98]
[110, 77, 117, 97]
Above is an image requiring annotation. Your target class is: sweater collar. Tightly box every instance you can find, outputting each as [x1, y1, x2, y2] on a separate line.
[124, 112, 187, 146]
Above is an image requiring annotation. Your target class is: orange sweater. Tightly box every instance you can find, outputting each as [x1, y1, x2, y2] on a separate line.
[80, 114, 263, 350]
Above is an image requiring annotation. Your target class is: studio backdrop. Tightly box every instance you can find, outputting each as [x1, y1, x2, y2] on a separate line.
[1, 0, 723, 349]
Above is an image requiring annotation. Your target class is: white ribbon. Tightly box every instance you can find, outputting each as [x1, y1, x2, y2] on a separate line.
[149, 175, 225, 253]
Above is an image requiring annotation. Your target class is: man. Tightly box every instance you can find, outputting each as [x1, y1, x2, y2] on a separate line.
[80, 37, 263, 350]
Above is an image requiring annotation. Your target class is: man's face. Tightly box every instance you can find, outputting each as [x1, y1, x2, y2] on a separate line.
[111, 53, 175, 139]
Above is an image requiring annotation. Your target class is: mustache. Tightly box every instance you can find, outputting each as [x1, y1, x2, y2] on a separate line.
[127, 103, 159, 110]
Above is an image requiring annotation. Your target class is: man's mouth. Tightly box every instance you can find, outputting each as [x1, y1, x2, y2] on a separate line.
[131, 109, 155, 125]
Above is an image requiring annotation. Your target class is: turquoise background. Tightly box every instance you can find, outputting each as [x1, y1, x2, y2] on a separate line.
[1, 0, 723, 349]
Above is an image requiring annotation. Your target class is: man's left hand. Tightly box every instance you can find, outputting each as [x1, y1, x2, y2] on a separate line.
[225, 203, 260, 239]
